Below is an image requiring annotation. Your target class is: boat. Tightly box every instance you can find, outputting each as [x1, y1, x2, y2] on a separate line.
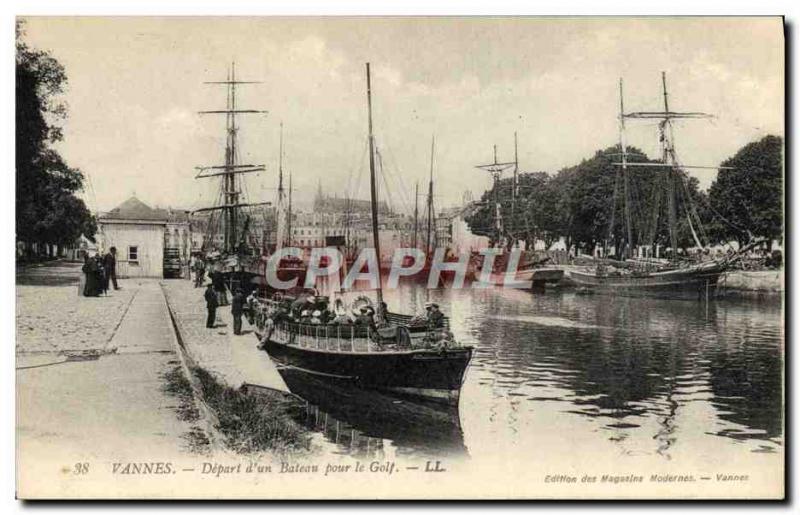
[193, 63, 271, 292]
[567, 73, 741, 298]
[275, 366, 467, 456]
[254, 63, 473, 405]
[474, 135, 564, 288]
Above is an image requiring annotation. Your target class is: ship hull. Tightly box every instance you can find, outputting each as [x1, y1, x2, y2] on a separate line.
[260, 337, 472, 405]
[567, 262, 725, 299]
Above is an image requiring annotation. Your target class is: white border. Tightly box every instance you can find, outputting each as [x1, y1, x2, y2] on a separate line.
[2, 1, 795, 512]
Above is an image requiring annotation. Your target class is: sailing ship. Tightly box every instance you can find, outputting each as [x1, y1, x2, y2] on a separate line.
[254, 63, 473, 405]
[194, 63, 271, 291]
[568, 73, 745, 298]
[265, 123, 308, 287]
[474, 136, 564, 287]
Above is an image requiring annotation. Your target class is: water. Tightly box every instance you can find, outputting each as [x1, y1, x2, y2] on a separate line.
[283, 284, 783, 468]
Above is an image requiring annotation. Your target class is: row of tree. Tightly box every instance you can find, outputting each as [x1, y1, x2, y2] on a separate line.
[16, 22, 96, 260]
[466, 136, 783, 255]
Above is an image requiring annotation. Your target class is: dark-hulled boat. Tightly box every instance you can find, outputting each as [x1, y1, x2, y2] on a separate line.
[275, 367, 467, 456]
[254, 63, 473, 406]
[257, 322, 472, 405]
[568, 259, 725, 299]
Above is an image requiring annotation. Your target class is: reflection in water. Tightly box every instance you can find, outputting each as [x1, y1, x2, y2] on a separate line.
[265, 281, 782, 462]
[278, 368, 467, 459]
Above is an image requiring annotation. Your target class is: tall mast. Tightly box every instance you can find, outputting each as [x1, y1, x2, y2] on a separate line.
[615, 72, 721, 257]
[195, 62, 268, 254]
[661, 72, 678, 255]
[426, 136, 435, 255]
[278, 123, 284, 198]
[275, 122, 285, 250]
[476, 145, 514, 247]
[287, 169, 293, 246]
[228, 63, 237, 251]
[413, 182, 419, 249]
[511, 132, 518, 245]
[365, 63, 384, 312]
[619, 78, 633, 258]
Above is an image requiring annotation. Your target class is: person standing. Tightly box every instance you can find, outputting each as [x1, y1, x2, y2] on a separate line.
[84, 254, 102, 296]
[95, 254, 107, 296]
[204, 282, 218, 328]
[80, 253, 90, 296]
[231, 288, 245, 335]
[211, 268, 228, 306]
[103, 247, 120, 291]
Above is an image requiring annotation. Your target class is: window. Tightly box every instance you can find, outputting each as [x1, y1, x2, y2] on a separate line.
[128, 246, 139, 265]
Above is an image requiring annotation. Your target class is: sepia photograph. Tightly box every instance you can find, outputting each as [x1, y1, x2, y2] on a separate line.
[13, 15, 784, 500]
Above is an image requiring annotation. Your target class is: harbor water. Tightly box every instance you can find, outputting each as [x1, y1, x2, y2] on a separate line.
[279, 283, 783, 472]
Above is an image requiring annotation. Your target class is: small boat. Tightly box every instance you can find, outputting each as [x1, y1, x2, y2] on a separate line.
[568, 259, 725, 299]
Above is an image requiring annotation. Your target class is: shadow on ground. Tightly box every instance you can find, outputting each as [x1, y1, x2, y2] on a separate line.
[16, 262, 81, 287]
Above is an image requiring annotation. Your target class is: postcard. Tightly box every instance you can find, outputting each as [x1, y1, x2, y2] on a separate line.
[15, 16, 784, 500]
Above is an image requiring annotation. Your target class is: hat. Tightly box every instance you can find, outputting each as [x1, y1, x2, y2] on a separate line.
[428, 302, 439, 309]
[360, 307, 369, 313]
[301, 310, 310, 316]
[312, 310, 321, 317]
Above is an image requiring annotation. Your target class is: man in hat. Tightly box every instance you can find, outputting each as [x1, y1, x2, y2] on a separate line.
[231, 287, 245, 335]
[204, 282, 218, 328]
[426, 302, 445, 330]
[355, 306, 376, 329]
[103, 246, 120, 290]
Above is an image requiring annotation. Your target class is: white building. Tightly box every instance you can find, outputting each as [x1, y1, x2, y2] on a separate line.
[97, 196, 192, 278]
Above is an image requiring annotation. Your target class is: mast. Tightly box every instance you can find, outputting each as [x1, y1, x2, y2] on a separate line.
[476, 145, 515, 247]
[365, 63, 384, 312]
[275, 122, 286, 250]
[619, 78, 633, 258]
[287, 169, 293, 246]
[614, 72, 722, 258]
[196, 62, 268, 255]
[426, 136, 435, 256]
[660, 72, 679, 255]
[511, 132, 518, 246]
[413, 182, 419, 249]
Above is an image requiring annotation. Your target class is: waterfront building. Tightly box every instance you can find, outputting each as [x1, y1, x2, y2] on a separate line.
[97, 196, 192, 278]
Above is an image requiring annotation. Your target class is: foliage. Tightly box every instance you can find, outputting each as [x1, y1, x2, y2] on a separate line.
[466, 145, 702, 253]
[707, 135, 783, 247]
[16, 21, 95, 252]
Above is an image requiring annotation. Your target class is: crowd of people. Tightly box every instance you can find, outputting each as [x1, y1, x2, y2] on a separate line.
[79, 247, 120, 297]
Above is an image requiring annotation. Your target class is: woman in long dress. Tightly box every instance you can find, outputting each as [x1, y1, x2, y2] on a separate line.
[83, 254, 100, 297]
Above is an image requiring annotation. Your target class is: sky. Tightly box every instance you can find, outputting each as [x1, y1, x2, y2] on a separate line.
[20, 16, 784, 214]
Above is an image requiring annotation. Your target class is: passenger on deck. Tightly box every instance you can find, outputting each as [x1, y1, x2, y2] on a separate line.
[355, 306, 376, 329]
[299, 310, 312, 325]
[310, 310, 322, 325]
[331, 312, 352, 325]
[426, 302, 445, 330]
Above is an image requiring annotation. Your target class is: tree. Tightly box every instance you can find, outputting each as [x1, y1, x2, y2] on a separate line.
[16, 21, 95, 257]
[707, 135, 783, 248]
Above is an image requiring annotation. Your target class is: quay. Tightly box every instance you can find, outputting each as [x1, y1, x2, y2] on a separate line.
[16, 259, 298, 497]
[16, 260, 211, 498]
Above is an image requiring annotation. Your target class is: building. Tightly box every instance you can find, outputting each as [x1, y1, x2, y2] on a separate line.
[97, 196, 192, 278]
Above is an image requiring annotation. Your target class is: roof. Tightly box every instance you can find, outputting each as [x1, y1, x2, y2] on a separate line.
[100, 196, 191, 223]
